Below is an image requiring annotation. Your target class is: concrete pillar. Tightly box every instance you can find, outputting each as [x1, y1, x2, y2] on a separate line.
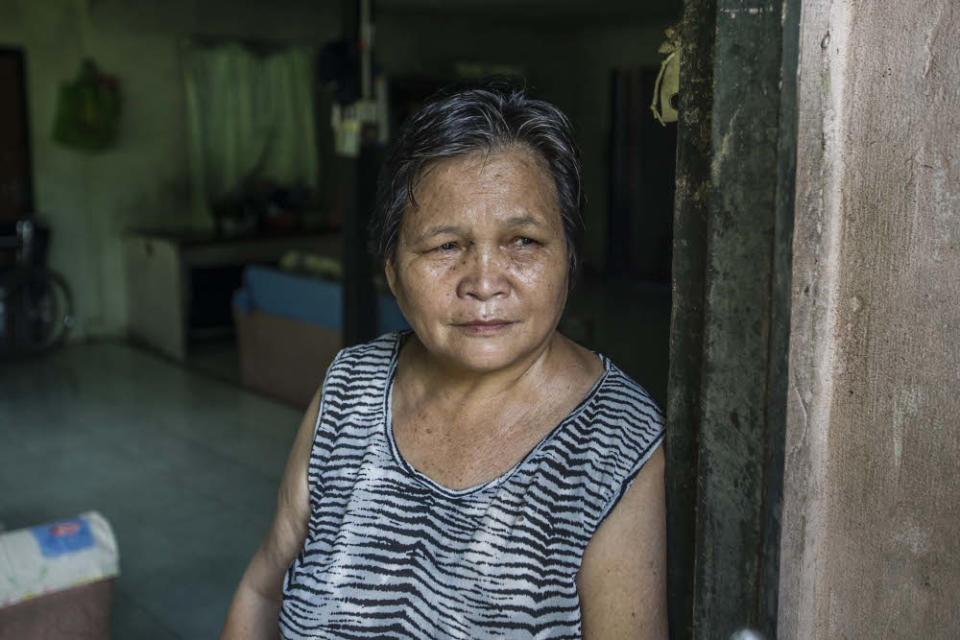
[780, 1, 960, 637]
[667, 0, 799, 637]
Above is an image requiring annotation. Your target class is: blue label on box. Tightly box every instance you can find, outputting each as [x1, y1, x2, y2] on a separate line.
[30, 517, 95, 558]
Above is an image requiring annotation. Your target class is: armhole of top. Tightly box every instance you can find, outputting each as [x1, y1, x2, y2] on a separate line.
[311, 349, 345, 444]
[594, 430, 665, 530]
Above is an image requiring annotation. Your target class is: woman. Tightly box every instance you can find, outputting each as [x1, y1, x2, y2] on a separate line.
[222, 85, 667, 639]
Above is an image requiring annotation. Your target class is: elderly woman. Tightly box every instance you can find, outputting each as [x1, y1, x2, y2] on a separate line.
[222, 86, 666, 639]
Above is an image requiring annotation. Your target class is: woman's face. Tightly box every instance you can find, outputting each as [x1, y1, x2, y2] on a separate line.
[386, 147, 569, 374]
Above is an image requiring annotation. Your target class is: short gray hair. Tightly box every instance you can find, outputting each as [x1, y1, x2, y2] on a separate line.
[371, 83, 586, 289]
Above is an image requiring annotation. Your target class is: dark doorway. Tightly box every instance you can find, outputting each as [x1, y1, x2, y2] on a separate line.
[0, 47, 34, 222]
[607, 67, 676, 284]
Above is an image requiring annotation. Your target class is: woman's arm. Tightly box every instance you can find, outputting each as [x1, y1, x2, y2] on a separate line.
[220, 388, 322, 640]
[577, 445, 668, 640]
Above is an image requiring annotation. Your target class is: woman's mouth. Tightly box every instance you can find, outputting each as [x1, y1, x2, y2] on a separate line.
[455, 319, 515, 335]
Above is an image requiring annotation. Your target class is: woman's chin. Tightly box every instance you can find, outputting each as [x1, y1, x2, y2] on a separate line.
[426, 331, 550, 374]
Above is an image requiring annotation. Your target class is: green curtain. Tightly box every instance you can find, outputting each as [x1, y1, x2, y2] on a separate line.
[182, 42, 319, 220]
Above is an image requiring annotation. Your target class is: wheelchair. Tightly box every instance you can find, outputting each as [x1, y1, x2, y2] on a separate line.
[0, 219, 74, 358]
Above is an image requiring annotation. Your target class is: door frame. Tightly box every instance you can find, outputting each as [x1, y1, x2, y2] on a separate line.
[665, 0, 801, 637]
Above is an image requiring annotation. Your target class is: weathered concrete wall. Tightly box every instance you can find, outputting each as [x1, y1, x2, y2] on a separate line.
[781, 1, 960, 637]
[667, 0, 797, 635]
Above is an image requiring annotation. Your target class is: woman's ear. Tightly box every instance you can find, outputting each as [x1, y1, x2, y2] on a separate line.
[384, 257, 398, 298]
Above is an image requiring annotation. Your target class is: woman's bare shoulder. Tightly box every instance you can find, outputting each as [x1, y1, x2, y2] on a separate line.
[554, 332, 605, 384]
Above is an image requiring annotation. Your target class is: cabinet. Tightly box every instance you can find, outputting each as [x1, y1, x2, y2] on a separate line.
[124, 231, 339, 361]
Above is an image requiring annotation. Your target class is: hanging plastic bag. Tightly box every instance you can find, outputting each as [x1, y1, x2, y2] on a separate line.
[651, 26, 681, 126]
[52, 59, 121, 151]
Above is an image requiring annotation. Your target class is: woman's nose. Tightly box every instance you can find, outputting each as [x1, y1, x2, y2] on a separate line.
[456, 247, 509, 301]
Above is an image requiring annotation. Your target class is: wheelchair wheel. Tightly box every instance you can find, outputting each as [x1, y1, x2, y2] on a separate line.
[1, 267, 74, 356]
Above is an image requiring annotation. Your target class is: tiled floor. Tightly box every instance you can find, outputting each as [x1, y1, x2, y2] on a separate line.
[0, 344, 302, 639]
[0, 282, 670, 639]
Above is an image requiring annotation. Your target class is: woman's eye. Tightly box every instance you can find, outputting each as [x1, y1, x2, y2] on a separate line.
[512, 236, 537, 248]
[436, 241, 458, 252]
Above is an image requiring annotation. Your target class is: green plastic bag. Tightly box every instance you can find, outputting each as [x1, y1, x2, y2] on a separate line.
[52, 59, 121, 151]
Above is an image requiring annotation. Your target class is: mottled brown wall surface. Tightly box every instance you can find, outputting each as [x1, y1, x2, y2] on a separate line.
[781, 1, 960, 638]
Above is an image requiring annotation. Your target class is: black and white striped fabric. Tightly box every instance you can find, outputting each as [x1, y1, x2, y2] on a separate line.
[279, 332, 664, 639]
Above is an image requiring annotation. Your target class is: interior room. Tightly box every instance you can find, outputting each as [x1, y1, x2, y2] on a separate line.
[5, 0, 958, 638]
[1, 0, 681, 636]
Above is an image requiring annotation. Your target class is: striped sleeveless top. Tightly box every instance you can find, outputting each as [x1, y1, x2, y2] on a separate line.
[279, 332, 664, 639]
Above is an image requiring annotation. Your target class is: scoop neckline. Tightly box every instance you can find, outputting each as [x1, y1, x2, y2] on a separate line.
[381, 330, 611, 499]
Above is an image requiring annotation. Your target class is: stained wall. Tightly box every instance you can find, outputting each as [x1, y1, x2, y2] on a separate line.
[780, 1, 960, 637]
